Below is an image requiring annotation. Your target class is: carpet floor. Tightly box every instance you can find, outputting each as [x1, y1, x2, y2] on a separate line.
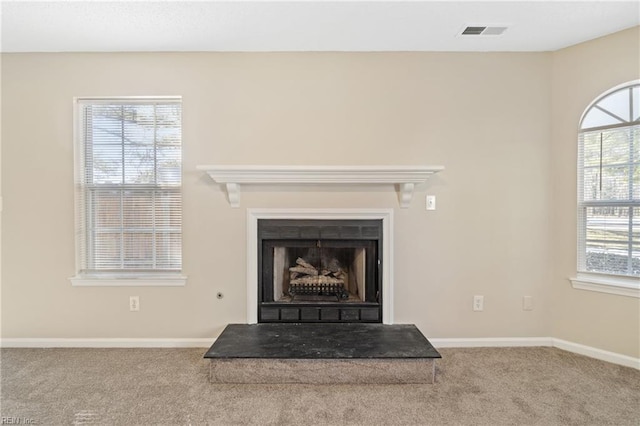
[1, 346, 639, 425]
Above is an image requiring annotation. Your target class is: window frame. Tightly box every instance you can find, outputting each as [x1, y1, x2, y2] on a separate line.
[70, 96, 186, 287]
[571, 81, 639, 298]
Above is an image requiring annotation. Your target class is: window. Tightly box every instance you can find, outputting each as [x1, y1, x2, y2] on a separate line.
[573, 82, 639, 297]
[71, 97, 185, 286]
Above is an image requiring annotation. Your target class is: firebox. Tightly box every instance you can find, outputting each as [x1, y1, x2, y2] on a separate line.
[258, 219, 382, 323]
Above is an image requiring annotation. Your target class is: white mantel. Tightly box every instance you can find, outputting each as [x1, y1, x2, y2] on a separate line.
[196, 165, 444, 208]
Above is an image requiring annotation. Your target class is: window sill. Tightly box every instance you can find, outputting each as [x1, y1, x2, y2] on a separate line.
[70, 274, 187, 287]
[570, 273, 639, 298]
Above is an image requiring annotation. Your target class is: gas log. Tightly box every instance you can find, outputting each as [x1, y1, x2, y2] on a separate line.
[288, 257, 349, 299]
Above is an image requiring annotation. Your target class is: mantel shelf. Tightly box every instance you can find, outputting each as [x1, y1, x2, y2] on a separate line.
[196, 165, 444, 208]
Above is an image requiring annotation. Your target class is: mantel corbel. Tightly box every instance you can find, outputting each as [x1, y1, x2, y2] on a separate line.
[196, 165, 444, 208]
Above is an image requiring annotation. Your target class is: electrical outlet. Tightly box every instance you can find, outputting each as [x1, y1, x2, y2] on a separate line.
[523, 296, 534, 311]
[129, 296, 140, 312]
[473, 295, 484, 311]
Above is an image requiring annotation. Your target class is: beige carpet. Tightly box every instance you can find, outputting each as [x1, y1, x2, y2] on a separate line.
[1, 346, 638, 425]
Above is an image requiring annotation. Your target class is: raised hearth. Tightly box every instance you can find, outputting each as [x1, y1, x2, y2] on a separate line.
[204, 323, 442, 384]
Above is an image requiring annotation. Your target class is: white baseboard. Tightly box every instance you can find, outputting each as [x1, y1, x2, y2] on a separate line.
[0, 338, 214, 348]
[430, 337, 639, 370]
[552, 338, 640, 370]
[430, 337, 554, 348]
[2, 336, 638, 370]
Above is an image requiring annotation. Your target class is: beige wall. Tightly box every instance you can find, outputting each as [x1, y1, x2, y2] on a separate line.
[551, 27, 640, 358]
[0, 28, 631, 357]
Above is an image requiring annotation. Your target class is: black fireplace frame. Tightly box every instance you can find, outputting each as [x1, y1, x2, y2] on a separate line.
[257, 219, 383, 323]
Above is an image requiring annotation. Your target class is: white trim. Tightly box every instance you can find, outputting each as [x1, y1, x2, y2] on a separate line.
[75, 96, 182, 105]
[430, 337, 554, 348]
[430, 337, 639, 370]
[578, 79, 640, 125]
[553, 338, 640, 370]
[3, 336, 637, 369]
[0, 338, 213, 348]
[570, 273, 639, 298]
[70, 275, 187, 287]
[73, 97, 184, 281]
[246, 208, 394, 324]
[197, 165, 444, 208]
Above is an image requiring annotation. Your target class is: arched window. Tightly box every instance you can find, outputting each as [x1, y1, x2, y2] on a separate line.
[577, 81, 639, 288]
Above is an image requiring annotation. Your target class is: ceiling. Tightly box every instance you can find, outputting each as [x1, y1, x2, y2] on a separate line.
[1, 1, 639, 53]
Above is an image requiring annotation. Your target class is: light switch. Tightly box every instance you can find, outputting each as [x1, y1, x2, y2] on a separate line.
[426, 195, 436, 210]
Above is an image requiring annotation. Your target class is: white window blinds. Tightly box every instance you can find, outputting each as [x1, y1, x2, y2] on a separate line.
[578, 83, 639, 278]
[75, 98, 182, 275]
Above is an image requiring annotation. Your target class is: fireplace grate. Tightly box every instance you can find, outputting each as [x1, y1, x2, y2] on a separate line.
[289, 283, 349, 300]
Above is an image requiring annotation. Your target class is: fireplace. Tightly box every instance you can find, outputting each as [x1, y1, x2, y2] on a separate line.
[198, 166, 441, 324]
[258, 219, 382, 323]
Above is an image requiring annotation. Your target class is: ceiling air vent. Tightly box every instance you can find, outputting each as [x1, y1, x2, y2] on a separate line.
[460, 26, 508, 36]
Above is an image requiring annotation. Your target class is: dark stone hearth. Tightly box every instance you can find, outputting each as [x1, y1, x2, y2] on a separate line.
[204, 323, 441, 360]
